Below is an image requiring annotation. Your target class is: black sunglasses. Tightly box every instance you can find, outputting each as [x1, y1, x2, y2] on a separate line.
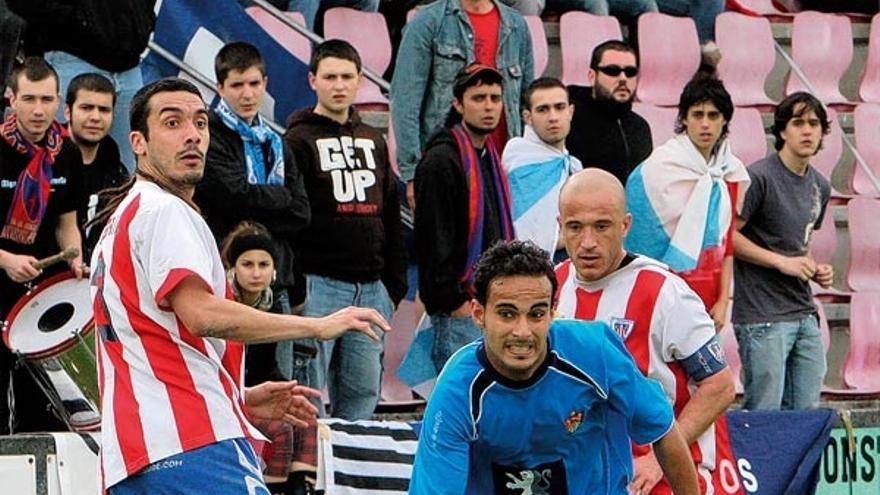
[595, 65, 639, 78]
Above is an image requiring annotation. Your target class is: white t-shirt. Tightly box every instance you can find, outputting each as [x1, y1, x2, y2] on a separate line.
[91, 181, 262, 488]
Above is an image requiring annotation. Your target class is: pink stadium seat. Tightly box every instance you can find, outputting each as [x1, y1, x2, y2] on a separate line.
[719, 308, 744, 395]
[632, 103, 678, 147]
[816, 297, 832, 351]
[559, 12, 622, 86]
[728, 106, 768, 166]
[525, 16, 548, 77]
[724, 0, 793, 19]
[811, 107, 849, 198]
[846, 197, 880, 291]
[785, 12, 853, 107]
[323, 7, 391, 106]
[716, 13, 777, 108]
[245, 7, 311, 63]
[841, 292, 880, 393]
[380, 299, 425, 405]
[637, 13, 701, 106]
[852, 103, 880, 197]
[387, 116, 399, 177]
[859, 15, 880, 102]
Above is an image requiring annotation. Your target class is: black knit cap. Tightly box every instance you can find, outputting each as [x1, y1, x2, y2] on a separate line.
[225, 231, 276, 266]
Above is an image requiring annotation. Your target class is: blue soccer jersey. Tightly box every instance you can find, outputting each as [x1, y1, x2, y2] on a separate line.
[409, 319, 674, 494]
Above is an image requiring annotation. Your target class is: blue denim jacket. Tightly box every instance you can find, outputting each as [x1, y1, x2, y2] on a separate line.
[390, 0, 534, 182]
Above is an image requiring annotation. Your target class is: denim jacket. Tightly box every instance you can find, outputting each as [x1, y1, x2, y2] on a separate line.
[390, 0, 534, 182]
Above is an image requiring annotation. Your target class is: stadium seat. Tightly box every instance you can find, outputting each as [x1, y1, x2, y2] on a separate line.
[846, 197, 880, 291]
[380, 299, 425, 405]
[841, 292, 880, 393]
[387, 116, 399, 177]
[719, 312, 743, 395]
[728, 106, 768, 166]
[637, 13, 701, 106]
[323, 7, 391, 106]
[724, 0, 793, 19]
[525, 16, 548, 77]
[716, 13, 777, 108]
[785, 12, 853, 107]
[859, 14, 880, 102]
[812, 107, 850, 198]
[245, 7, 311, 63]
[851, 103, 880, 197]
[816, 297, 832, 351]
[632, 103, 678, 146]
[559, 12, 623, 86]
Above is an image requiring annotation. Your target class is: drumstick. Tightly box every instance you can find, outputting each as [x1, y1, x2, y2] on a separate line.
[33, 247, 80, 270]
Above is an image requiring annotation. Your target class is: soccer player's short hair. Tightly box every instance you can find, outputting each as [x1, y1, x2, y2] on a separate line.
[66, 73, 116, 107]
[473, 241, 558, 306]
[8, 57, 60, 95]
[523, 77, 569, 110]
[589, 40, 638, 70]
[310, 39, 363, 74]
[215, 41, 266, 85]
[674, 71, 734, 139]
[772, 92, 831, 152]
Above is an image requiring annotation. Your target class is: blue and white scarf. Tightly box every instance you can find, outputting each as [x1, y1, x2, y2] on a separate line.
[501, 126, 583, 255]
[625, 134, 750, 271]
[215, 98, 285, 185]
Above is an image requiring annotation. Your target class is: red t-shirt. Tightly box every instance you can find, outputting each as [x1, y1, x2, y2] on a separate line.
[467, 6, 508, 148]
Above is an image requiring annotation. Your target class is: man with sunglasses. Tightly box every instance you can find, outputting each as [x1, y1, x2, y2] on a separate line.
[566, 40, 652, 186]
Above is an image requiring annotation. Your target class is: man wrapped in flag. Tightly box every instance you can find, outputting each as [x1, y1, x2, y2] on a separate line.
[502, 77, 582, 259]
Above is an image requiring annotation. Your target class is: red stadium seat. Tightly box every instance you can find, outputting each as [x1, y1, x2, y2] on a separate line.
[859, 15, 880, 102]
[380, 299, 426, 405]
[525, 16, 548, 77]
[841, 292, 880, 393]
[851, 103, 880, 197]
[637, 13, 701, 106]
[728, 106, 768, 166]
[724, 0, 793, 20]
[716, 13, 777, 108]
[559, 12, 622, 86]
[785, 12, 853, 107]
[323, 7, 391, 107]
[245, 7, 312, 63]
[632, 103, 678, 147]
[846, 197, 880, 291]
[811, 107, 850, 198]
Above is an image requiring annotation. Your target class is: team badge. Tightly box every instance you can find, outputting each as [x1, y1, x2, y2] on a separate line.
[564, 409, 584, 434]
[707, 340, 726, 364]
[610, 317, 635, 340]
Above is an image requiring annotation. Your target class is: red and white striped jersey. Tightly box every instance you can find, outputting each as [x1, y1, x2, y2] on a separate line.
[90, 182, 263, 488]
[555, 255, 719, 484]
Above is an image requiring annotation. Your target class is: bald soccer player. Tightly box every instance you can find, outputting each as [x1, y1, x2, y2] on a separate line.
[555, 169, 738, 495]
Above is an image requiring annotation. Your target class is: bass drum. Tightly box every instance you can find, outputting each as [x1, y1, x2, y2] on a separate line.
[2, 272, 100, 431]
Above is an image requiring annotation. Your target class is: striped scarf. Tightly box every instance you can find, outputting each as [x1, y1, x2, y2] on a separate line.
[450, 124, 514, 295]
[1, 114, 68, 244]
[214, 98, 285, 185]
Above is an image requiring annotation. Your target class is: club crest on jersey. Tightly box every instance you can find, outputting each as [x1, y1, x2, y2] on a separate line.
[564, 409, 584, 434]
[610, 317, 635, 340]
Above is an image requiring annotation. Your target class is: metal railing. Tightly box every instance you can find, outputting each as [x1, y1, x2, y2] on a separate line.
[774, 40, 880, 196]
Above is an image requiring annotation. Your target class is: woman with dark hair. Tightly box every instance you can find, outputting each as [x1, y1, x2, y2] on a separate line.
[221, 221, 320, 495]
[625, 72, 750, 327]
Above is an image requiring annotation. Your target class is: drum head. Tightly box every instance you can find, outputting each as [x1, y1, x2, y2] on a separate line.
[4, 273, 93, 357]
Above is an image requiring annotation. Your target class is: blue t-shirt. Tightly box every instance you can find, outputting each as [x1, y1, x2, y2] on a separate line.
[409, 319, 674, 494]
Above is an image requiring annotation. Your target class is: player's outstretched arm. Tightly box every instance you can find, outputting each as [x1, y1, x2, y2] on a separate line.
[167, 276, 390, 343]
[653, 423, 700, 495]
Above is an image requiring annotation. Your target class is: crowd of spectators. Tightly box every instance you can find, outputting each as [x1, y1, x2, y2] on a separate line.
[0, 0, 851, 493]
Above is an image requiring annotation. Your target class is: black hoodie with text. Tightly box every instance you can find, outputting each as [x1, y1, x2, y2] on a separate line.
[285, 108, 407, 306]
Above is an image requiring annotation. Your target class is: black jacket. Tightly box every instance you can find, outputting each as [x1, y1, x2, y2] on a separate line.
[195, 111, 311, 301]
[285, 109, 407, 307]
[414, 128, 507, 315]
[10, 0, 155, 72]
[565, 85, 653, 185]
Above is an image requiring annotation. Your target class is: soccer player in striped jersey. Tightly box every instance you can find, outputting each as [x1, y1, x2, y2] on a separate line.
[555, 168, 738, 495]
[89, 78, 390, 494]
[409, 240, 699, 494]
